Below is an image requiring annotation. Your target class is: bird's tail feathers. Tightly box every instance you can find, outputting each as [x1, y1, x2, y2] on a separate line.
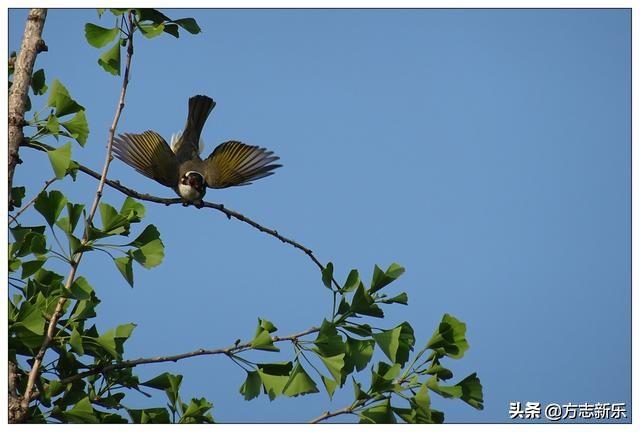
[183, 95, 215, 143]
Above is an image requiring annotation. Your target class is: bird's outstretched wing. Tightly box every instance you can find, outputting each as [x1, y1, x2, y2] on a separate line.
[203, 141, 282, 189]
[113, 131, 179, 187]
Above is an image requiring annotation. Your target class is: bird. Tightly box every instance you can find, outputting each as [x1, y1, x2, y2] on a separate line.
[112, 95, 281, 206]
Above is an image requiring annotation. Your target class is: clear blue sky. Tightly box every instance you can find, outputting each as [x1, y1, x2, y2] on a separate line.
[9, 8, 630, 423]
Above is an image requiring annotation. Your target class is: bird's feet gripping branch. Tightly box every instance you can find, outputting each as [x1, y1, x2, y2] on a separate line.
[112, 94, 282, 206]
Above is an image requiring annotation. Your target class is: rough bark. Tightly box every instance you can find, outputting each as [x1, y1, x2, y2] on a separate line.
[8, 9, 47, 423]
[8, 8, 48, 211]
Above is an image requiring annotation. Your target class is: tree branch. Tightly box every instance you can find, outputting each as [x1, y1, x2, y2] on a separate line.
[19, 12, 136, 420]
[309, 400, 367, 423]
[21, 142, 341, 290]
[58, 327, 319, 385]
[8, 8, 48, 211]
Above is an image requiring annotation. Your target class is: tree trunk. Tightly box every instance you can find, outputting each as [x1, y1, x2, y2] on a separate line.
[8, 9, 48, 423]
[8, 8, 48, 211]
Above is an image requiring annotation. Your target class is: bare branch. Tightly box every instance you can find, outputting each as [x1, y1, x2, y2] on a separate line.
[21, 142, 341, 289]
[58, 327, 319, 385]
[20, 12, 137, 419]
[8, 9, 48, 211]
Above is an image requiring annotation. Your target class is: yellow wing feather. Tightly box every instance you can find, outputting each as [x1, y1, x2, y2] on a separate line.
[204, 141, 281, 189]
[112, 131, 179, 187]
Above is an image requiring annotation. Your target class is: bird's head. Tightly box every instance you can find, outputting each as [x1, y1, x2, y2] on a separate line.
[181, 171, 205, 190]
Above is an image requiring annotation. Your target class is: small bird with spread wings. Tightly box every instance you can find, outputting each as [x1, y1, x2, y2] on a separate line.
[113, 95, 281, 206]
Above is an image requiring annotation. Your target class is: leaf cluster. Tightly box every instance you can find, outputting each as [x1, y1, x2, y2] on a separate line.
[236, 264, 484, 423]
[85, 9, 201, 76]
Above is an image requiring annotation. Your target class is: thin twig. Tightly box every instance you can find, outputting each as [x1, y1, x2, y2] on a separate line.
[21, 11, 136, 412]
[309, 400, 366, 423]
[21, 142, 341, 290]
[58, 326, 319, 385]
[8, 176, 57, 225]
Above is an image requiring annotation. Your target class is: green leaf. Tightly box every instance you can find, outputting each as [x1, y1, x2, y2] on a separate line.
[67, 203, 85, 233]
[138, 21, 165, 38]
[381, 292, 409, 305]
[120, 197, 146, 221]
[70, 298, 100, 322]
[109, 8, 129, 16]
[137, 8, 170, 24]
[62, 397, 99, 423]
[321, 262, 333, 289]
[141, 372, 182, 398]
[342, 269, 360, 293]
[172, 18, 201, 34]
[458, 373, 484, 410]
[238, 371, 261, 401]
[61, 111, 89, 146]
[84, 23, 119, 48]
[163, 23, 179, 38]
[251, 317, 279, 351]
[372, 322, 415, 367]
[114, 255, 134, 287]
[342, 323, 373, 337]
[31, 68, 47, 95]
[432, 373, 484, 410]
[321, 375, 337, 399]
[47, 142, 72, 179]
[128, 225, 158, 248]
[132, 239, 164, 269]
[424, 363, 453, 380]
[14, 232, 47, 257]
[98, 40, 121, 75]
[96, 323, 136, 360]
[370, 263, 405, 293]
[69, 327, 84, 355]
[67, 232, 92, 255]
[70, 277, 93, 300]
[313, 320, 345, 357]
[344, 336, 374, 373]
[251, 330, 279, 352]
[127, 408, 170, 424]
[9, 257, 21, 273]
[282, 362, 319, 397]
[352, 377, 370, 401]
[100, 202, 129, 233]
[369, 362, 401, 393]
[47, 79, 84, 117]
[34, 190, 67, 226]
[257, 362, 292, 401]
[318, 353, 344, 383]
[359, 399, 396, 424]
[21, 258, 46, 279]
[257, 317, 277, 333]
[13, 301, 45, 335]
[337, 296, 350, 314]
[350, 282, 384, 318]
[409, 382, 435, 423]
[426, 314, 469, 359]
[11, 186, 25, 207]
[46, 380, 65, 398]
[179, 397, 214, 424]
[46, 113, 60, 135]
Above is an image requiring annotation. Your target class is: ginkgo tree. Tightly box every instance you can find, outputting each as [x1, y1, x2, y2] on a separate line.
[8, 8, 484, 424]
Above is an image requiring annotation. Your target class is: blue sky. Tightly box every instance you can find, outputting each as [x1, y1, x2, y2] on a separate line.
[9, 8, 630, 423]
